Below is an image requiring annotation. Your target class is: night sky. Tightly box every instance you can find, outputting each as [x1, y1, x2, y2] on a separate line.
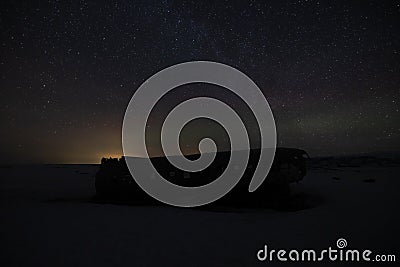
[1, 0, 399, 163]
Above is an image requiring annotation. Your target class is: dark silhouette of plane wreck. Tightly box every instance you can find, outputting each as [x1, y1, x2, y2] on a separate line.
[95, 147, 309, 207]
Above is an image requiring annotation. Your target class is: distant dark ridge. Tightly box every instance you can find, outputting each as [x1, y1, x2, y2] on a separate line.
[118, 147, 307, 160]
[310, 151, 400, 161]
[310, 151, 400, 160]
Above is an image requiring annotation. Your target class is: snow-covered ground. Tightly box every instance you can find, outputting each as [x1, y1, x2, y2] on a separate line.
[0, 160, 398, 266]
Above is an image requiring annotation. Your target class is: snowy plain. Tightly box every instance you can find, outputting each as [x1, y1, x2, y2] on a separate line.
[0, 158, 399, 266]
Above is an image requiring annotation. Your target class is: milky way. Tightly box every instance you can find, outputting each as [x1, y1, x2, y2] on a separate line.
[1, 1, 399, 163]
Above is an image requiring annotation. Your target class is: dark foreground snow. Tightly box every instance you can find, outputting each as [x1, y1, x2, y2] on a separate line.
[0, 161, 399, 266]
